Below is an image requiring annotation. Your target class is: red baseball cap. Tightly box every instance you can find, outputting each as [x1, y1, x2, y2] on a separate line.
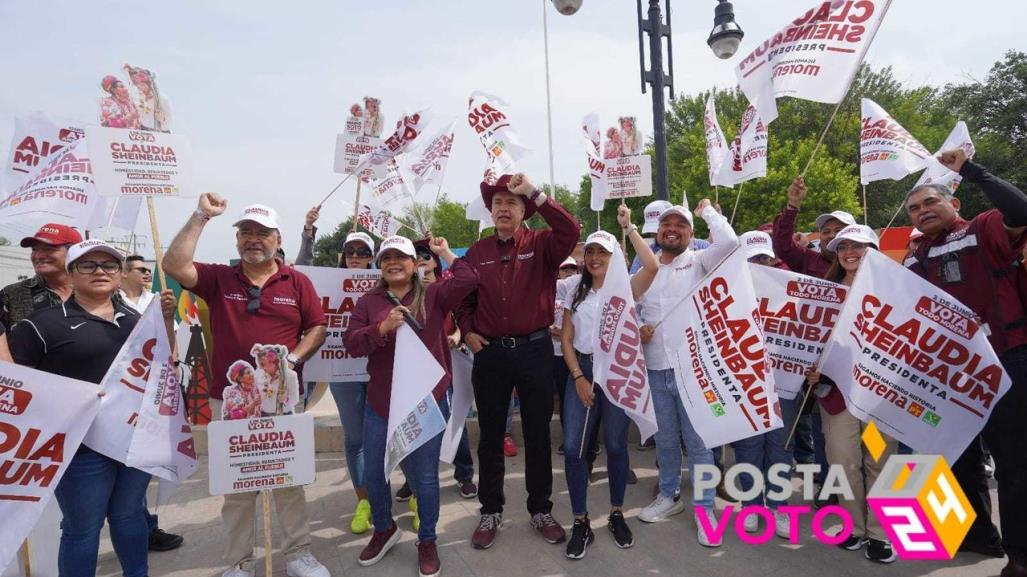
[20, 223, 83, 248]
[480, 174, 537, 220]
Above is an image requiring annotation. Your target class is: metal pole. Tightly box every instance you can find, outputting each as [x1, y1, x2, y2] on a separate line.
[542, 0, 558, 199]
[640, 0, 672, 201]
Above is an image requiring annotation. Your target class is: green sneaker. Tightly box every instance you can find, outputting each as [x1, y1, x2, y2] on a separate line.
[410, 496, 420, 532]
[351, 499, 372, 534]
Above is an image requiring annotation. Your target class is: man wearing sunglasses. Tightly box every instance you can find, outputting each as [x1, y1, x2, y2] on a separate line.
[163, 194, 330, 577]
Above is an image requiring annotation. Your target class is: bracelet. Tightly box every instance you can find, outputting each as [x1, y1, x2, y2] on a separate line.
[574, 374, 587, 381]
[193, 209, 211, 222]
[623, 224, 638, 235]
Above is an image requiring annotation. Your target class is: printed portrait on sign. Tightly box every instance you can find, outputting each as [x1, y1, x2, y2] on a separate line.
[221, 360, 262, 420]
[98, 73, 141, 129]
[603, 127, 623, 159]
[123, 63, 172, 132]
[251, 343, 301, 416]
[619, 116, 642, 156]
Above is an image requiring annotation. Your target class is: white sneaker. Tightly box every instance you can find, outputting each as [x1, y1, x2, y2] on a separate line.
[638, 493, 686, 523]
[695, 508, 722, 547]
[222, 567, 254, 577]
[743, 512, 759, 533]
[286, 550, 331, 577]
[774, 511, 792, 539]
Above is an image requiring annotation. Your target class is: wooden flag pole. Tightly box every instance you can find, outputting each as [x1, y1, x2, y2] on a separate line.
[619, 199, 629, 263]
[318, 172, 356, 206]
[729, 182, 745, 226]
[19, 539, 31, 577]
[350, 178, 364, 233]
[861, 183, 869, 225]
[146, 197, 168, 291]
[800, 100, 845, 178]
[783, 376, 819, 450]
[262, 490, 273, 575]
[103, 197, 122, 242]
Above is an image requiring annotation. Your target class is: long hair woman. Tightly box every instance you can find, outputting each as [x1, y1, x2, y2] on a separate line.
[560, 205, 658, 559]
[344, 235, 477, 577]
[294, 207, 380, 533]
[8, 240, 176, 577]
[806, 224, 898, 564]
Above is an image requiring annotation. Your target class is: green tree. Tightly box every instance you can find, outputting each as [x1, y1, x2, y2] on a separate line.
[310, 217, 355, 267]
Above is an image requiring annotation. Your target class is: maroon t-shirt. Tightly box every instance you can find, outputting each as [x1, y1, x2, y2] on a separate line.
[190, 262, 327, 399]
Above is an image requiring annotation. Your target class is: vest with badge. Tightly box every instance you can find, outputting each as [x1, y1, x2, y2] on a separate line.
[905, 210, 1027, 356]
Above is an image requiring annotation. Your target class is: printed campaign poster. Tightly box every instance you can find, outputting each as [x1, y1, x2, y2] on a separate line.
[385, 325, 446, 475]
[294, 266, 379, 382]
[397, 122, 455, 194]
[818, 250, 1011, 463]
[0, 361, 101, 571]
[85, 126, 197, 197]
[208, 413, 316, 495]
[735, 0, 892, 123]
[584, 114, 653, 203]
[859, 98, 931, 184]
[605, 155, 653, 200]
[334, 97, 384, 174]
[750, 264, 847, 400]
[670, 249, 783, 447]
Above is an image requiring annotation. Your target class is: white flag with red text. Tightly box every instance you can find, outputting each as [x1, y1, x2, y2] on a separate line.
[915, 121, 975, 191]
[720, 104, 768, 185]
[591, 238, 658, 442]
[860, 98, 931, 184]
[4, 111, 85, 190]
[369, 160, 413, 211]
[0, 361, 101, 571]
[397, 122, 455, 194]
[735, 0, 892, 124]
[669, 249, 782, 447]
[703, 94, 733, 187]
[818, 250, 1010, 463]
[468, 91, 529, 178]
[358, 204, 404, 239]
[358, 110, 433, 180]
[386, 325, 447, 474]
[582, 113, 608, 211]
[125, 301, 199, 497]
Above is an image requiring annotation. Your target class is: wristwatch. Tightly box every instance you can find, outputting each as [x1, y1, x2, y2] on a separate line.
[286, 353, 303, 368]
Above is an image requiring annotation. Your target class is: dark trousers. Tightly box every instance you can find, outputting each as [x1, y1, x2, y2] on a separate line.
[473, 337, 554, 515]
[953, 345, 1027, 556]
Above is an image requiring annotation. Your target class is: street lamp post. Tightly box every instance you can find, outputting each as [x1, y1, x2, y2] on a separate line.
[636, 0, 674, 201]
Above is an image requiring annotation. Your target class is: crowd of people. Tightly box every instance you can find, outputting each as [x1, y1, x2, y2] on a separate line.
[1, 148, 1025, 577]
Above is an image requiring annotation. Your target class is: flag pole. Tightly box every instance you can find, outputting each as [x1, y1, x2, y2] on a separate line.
[862, 183, 869, 225]
[103, 196, 121, 241]
[19, 539, 30, 577]
[542, 0, 558, 209]
[146, 197, 168, 291]
[729, 182, 744, 226]
[800, 100, 844, 178]
[350, 178, 364, 233]
[784, 377, 818, 450]
[318, 172, 356, 207]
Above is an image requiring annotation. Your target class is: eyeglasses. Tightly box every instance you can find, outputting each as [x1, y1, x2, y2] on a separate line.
[129, 266, 152, 275]
[247, 286, 261, 313]
[416, 251, 434, 262]
[343, 248, 373, 258]
[73, 260, 122, 274]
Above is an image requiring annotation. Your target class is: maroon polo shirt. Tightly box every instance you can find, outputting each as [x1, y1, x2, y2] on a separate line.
[456, 197, 580, 338]
[343, 258, 478, 418]
[190, 262, 326, 399]
[771, 205, 833, 279]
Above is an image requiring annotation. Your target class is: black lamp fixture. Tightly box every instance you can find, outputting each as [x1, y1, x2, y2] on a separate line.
[708, 0, 744, 59]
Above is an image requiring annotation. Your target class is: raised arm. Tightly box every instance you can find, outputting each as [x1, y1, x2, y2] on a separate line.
[772, 176, 811, 271]
[944, 150, 1027, 239]
[163, 193, 227, 289]
[508, 173, 581, 266]
[695, 199, 739, 273]
[620, 205, 658, 299]
[295, 206, 320, 266]
[430, 238, 479, 313]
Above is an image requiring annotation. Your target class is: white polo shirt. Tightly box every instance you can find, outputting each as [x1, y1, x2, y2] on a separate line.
[636, 206, 739, 370]
[118, 289, 156, 315]
[562, 276, 600, 355]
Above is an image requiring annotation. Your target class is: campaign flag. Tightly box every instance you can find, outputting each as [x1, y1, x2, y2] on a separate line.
[358, 110, 433, 180]
[4, 111, 85, 191]
[467, 91, 529, 177]
[669, 249, 782, 447]
[0, 361, 101, 571]
[0, 138, 99, 229]
[385, 325, 447, 474]
[916, 121, 975, 191]
[860, 98, 932, 184]
[590, 239, 658, 442]
[397, 122, 455, 194]
[751, 265, 847, 400]
[735, 0, 892, 124]
[440, 348, 474, 463]
[582, 113, 607, 211]
[818, 250, 1010, 463]
[703, 94, 732, 187]
[86, 195, 143, 232]
[465, 193, 495, 230]
[124, 301, 199, 498]
[369, 160, 413, 211]
[721, 104, 768, 185]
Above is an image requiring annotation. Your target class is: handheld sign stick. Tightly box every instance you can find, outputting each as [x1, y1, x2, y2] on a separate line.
[385, 291, 423, 331]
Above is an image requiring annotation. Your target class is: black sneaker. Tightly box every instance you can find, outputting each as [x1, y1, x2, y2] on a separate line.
[395, 481, 413, 502]
[814, 484, 839, 509]
[565, 517, 595, 560]
[607, 511, 634, 549]
[148, 528, 184, 552]
[866, 539, 897, 564]
[837, 534, 868, 551]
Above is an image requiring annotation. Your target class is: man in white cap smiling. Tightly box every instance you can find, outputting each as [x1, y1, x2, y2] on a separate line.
[771, 176, 856, 278]
[629, 199, 709, 274]
[163, 194, 330, 577]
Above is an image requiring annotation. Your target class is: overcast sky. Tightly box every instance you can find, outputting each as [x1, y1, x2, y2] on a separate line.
[1, 0, 1021, 262]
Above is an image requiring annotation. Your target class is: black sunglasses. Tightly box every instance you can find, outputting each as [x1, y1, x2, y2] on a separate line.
[560, 265, 579, 272]
[247, 286, 261, 313]
[343, 248, 373, 258]
[416, 250, 434, 262]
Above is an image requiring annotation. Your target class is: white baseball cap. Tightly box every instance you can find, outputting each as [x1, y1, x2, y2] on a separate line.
[376, 235, 416, 264]
[559, 256, 578, 269]
[66, 240, 125, 271]
[814, 210, 856, 231]
[233, 204, 281, 230]
[343, 232, 375, 254]
[739, 231, 775, 260]
[584, 231, 617, 253]
[642, 200, 673, 234]
[826, 224, 879, 253]
[657, 205, 694, 227]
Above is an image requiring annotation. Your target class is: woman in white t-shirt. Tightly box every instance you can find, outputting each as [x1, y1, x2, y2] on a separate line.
[559, 205, 658, 560]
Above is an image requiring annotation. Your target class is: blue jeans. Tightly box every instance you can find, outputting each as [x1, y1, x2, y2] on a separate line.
[54, 449, 152, 577]
[562, 353, 631, 516]
[732, 396, 801, 509]
[363, 399, 448, 543]
[143, 497, 157, 533]
[648, 368, 715, 508]
[447, 387, 474, 482]
[329, 381, 368, 490]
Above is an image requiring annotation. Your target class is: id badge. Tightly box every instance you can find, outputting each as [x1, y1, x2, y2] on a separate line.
[939, 253, 962, 284]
